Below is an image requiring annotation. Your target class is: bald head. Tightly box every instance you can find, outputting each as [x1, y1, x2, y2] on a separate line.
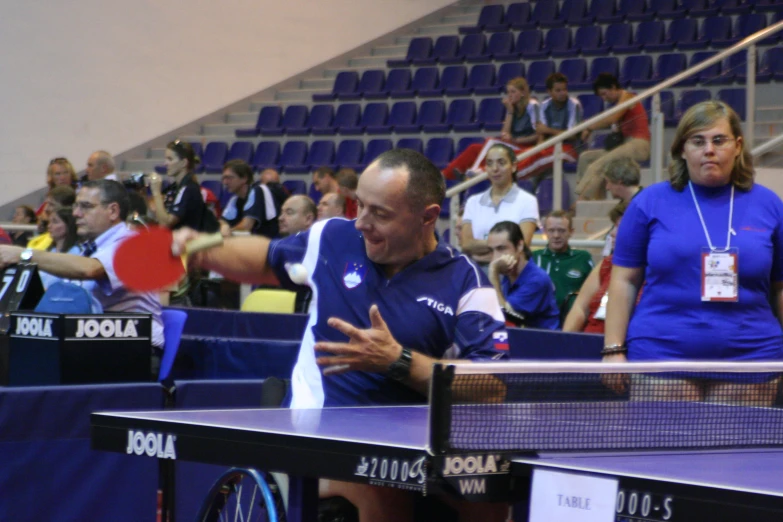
[279, 195, 316, 236]
[86, 150, 115, 181]
[260, 168, 280, 184]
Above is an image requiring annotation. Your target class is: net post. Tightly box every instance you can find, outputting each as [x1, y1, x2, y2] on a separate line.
[429, 363, 455, 455]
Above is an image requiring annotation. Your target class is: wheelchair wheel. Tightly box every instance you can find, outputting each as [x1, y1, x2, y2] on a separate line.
[195, 468, 286, 522]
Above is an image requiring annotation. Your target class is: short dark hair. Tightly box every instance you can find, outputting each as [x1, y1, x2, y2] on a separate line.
[546, 72, 569, 91]
[489, 221, 532, 260]
[16, 205, 36, 223]
[544, 209, 574, 230]
[603, 157, 641, 186]
[48, 185, 76, 207]
[375, 148, 445, 211]
[167, 140, 199, 172]
[314, 166, 335, 179]
[593, 73, 620, 94]
[82, 179, 130, 221]
[223, 159, 254, 183]
[336, 168, 358, 190]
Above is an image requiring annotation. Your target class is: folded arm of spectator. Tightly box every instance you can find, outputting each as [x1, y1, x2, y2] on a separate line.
[0, 246, 104, 280]
[459, 222, 492, 261]
[562, 262, 602, 332]
[148, 174, 181, 229]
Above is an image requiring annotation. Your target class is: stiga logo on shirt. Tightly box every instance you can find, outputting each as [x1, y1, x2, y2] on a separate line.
[75, 319, 138, 338]
[416, 296, 454, 316]
[15, 317, 53, 337]
[566, 269, 583, 278]
[126, 430, 177, 459]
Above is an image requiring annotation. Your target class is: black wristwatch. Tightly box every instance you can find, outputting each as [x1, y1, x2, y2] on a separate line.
[387, 346, 413, 382]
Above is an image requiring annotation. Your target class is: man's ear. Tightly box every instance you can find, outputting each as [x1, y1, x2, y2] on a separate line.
[422, 204, 440, 227]
[107, 201, 121, 221]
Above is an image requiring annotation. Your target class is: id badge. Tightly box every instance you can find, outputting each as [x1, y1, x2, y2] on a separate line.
[701, 248, 738, 302]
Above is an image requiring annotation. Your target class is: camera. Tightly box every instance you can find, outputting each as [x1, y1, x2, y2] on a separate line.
[123, 172, 147, 190]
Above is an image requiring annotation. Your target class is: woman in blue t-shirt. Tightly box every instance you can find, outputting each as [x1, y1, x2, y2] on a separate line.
[603, 101, 783, 406]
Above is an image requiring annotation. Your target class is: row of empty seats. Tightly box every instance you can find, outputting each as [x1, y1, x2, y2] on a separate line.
[458, 0, 783, 34]
[315, 48, 783, 101]
[392, 14, 781, 68]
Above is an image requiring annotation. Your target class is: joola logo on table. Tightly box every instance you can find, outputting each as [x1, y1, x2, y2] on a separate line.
[14, 317, 53, 337]
[442, 454, 502, 476]
[75, 319, 138, 338]
[416, 296, 454, 316]
[126, 430, 177, 459]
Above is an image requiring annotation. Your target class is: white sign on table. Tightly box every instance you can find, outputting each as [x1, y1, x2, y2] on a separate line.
[528, 468, 618, 522]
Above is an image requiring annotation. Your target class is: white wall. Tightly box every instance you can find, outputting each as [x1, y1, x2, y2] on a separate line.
[0, 0, 454, 205]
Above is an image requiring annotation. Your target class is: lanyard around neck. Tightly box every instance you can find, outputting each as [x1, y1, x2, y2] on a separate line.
[688, 181, 735, 252]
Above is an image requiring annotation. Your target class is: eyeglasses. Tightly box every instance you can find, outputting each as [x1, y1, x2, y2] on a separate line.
[74, 201, 104, 211]
[685, 135, 736, 150]
[49, 157, 67, 165]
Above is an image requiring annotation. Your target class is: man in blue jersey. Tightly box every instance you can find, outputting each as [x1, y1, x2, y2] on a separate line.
[173, 149, 509, 521]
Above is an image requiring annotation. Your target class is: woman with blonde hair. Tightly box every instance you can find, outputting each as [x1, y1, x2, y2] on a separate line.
[442, 77, 540, 180]
[603, 100, 783, 406]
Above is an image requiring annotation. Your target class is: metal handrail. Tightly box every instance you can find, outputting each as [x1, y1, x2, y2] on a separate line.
[446, 19, 783, 212]
[752, 132, 783, 158]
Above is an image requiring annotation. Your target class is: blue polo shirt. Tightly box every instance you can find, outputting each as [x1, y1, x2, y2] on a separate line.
[267, 219, 509, 408]
[501, 261, 560, 330]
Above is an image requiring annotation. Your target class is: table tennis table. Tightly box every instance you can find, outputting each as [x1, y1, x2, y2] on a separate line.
[90, 363, 783, 521]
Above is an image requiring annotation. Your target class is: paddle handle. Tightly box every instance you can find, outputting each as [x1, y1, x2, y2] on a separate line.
[184, 232, 224, 255]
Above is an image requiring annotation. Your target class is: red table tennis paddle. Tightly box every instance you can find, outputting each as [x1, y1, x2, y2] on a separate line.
[114, 226, 224, 292]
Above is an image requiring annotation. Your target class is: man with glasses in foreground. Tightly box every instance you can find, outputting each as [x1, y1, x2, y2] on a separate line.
[0, 180, 164, 348]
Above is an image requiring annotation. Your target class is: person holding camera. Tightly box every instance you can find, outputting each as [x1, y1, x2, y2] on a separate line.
[575, 73, 650, 201]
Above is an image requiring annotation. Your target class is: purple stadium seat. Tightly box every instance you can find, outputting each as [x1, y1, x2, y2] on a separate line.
[409, 67, 439, 97]
[226, 141, 254, 165]
[559, 58, 588, 90]
[652, 0, 687, 19]
[235, 106, 282, 137]
[306, 141, 336, 171]
[485, 32, 516, 62]
[684, 0, 719, 16]
[460, 33, 488, 63]
[578, 94, 603, 119]
[505, 2, 534, 30]
[273, 105, 307, 137]
[641, 91, 677, 126]
[282, 180, 307, 196]
[519, 30, 547, 60]
[343, 70, 385, 100]
[676, 89, 712, 119]
[588, 0, 624, 24]
[202, 142, 228, 174]
[715, 0, 752, 15]
[398, 100, 445, 134]
[533, 1, 560, 28]
[396, 138, 424, 155]
[755, 0, 783, 12]
[637, 53, 690, 88]
[586, 57, 620, 87]
[528, 61, 556, 91]
[603, 23, 635, 53]
[735, 13, 767, 42]
[561, 0, 593, 25]
[385, 69, 413, 99]
[424, 138, 454, 170]
[415, 35, 460, 66]
[670, 19, 707, 50]
[333, 104, 362, 134]
[763, 48, 783, 82]
[475, 98, 506, 132]
[544, 27, 574, 57]
[620, 0, 653, 21]
[536, 177, 571, 216]
[619, 55, 653, 88]
[298, 104, 335, 136]
[577, 26, 607, 56]
[388, 37, 432, 68]
[369, 101, 416, 134]
[354, 139, 393, 171]
[341, 103, 388, 135]
[427, 99, 476, 133]
[732, 50, 770, 83]
[479, 62, 525, 95]
[717, 88, 747, 120]
[251, 141, 281, 171]
[705, 17, 735, 48]
[335, 140, 364, 170]
[279, 141, 309, 174]
[308, 182, 321, 205]
[491, 31, 523, 61]
[761, 11, 782, 45]
[459, 64, 496, 96]
[421, 65, 466, 97]
[313, 71, 358, 102]
[621, 21, 666, 53]
[690, 51, 728, 85]
[459, 4, 505, 34]
[457, 137, 485, 155]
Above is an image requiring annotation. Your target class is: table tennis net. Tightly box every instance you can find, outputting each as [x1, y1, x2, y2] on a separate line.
[429, 361, 783, 454]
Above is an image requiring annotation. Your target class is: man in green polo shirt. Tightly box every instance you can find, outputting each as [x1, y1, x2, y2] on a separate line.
[533, 210, 594, 316]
